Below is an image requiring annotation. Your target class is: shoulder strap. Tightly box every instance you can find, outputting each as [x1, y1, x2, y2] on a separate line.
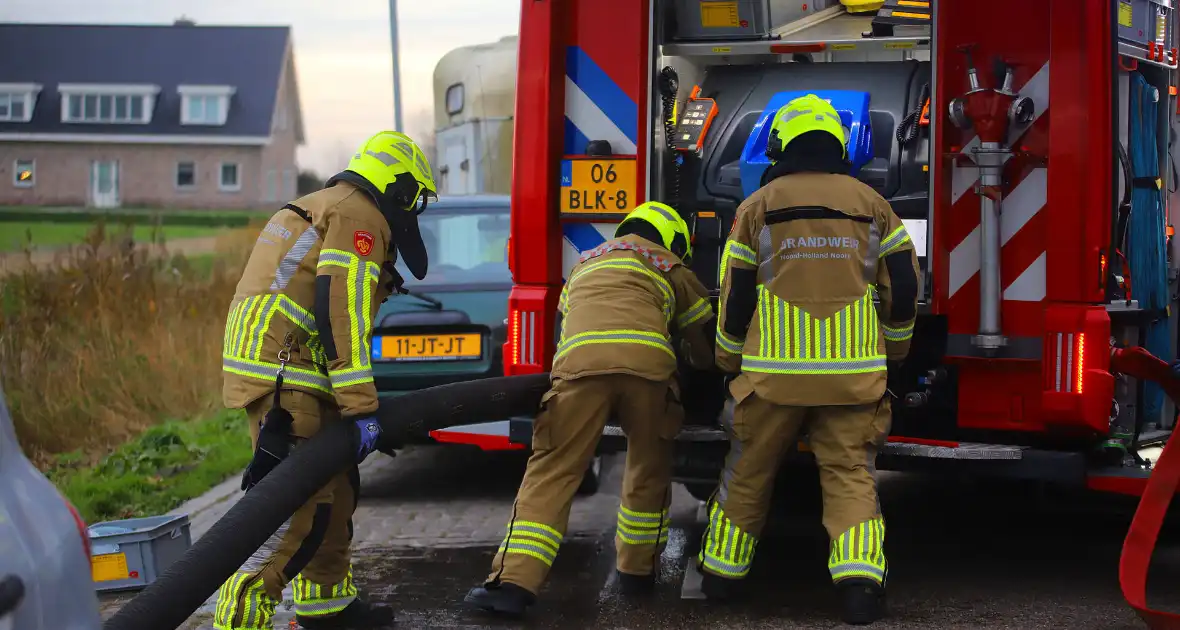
[283, 203, 311, 223]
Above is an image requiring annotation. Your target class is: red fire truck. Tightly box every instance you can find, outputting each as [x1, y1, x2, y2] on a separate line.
[429, 0, 1180, 619]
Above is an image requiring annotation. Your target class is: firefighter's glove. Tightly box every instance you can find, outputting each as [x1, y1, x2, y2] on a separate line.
[241, 406, 296, 492]
[352, 416, 383, 463]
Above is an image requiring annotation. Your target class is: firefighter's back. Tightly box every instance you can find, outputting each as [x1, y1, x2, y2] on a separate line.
[552, 234, 682, 383]
[724, 171, 908, 407]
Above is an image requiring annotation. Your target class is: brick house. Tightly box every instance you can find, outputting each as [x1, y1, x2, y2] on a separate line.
[0, 22, 305, 209]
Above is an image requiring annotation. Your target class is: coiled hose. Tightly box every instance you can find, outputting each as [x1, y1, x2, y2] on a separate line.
[1128, 72, 1172, 420]
[102, 373, 552, 630]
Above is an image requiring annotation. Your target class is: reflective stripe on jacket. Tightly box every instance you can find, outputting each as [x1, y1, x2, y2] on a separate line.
[222, 181, 395, 417]
[715, 172, 919, 406]
[551, 234, 715, 382]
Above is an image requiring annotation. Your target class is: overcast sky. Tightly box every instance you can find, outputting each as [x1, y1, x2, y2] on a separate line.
[0, 0, 520, 174]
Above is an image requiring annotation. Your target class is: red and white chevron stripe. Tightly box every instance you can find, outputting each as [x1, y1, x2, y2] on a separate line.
[946, 61, 1052, 306]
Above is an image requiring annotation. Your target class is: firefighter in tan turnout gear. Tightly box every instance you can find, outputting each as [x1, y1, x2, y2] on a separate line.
[703, 95, 919, 625]
[214, 131, 437, 630]
[464, 202, 716, 617]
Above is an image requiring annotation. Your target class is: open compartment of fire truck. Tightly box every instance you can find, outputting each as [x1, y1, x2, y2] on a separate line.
[461, 0, 1180, 503]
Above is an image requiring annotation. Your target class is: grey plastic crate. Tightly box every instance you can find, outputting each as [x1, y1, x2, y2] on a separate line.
[1119, 0, 1174, 49]
[671, 0, 838, 41]
[87, 514, 191, 592]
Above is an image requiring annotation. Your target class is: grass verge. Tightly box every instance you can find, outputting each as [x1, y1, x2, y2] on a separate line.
[0, 222, 225, 252]
[0, 206, 270, 228]
[48, 410, 252, 523]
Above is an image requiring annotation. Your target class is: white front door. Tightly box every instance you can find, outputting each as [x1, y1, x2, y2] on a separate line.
[90, 160, 120, 208]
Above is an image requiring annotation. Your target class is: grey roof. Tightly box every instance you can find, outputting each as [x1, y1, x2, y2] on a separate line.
[0, 23, 293, 138]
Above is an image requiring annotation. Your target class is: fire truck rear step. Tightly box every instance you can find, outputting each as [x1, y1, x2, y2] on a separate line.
[601, 425, 1025, 460]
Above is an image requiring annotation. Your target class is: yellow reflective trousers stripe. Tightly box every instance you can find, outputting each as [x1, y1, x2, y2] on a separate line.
[499, 520, 564, 567]
[829, 518, 887, 584]
[293, 569, 359, 617]
[698, 501, 757, 578]
[616, 505, 671, 546]
[743, 287, 886, 374]
[213, 572, 277, 630]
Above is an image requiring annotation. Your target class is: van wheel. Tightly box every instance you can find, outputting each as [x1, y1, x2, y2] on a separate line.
[576, 455, 603, 495]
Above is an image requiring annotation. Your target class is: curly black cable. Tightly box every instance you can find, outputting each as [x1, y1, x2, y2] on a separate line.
[663, 93, 680, 211]
[896, 82, 931, 147]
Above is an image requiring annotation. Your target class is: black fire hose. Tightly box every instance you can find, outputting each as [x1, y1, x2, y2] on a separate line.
[102, 373, 551, 630]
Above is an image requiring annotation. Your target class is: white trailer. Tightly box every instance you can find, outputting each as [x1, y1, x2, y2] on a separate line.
[432, 35, 518, 195]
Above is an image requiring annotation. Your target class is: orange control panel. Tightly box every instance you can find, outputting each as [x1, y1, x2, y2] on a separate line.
[675, 85, 719, 153]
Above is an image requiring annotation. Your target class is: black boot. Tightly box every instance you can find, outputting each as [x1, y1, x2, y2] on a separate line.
[463, 581, 536, 617]
[616, 571, 655, 596]
[700, 571, 737, 602]
[296, 595, 395, 628]
[836, 578, 885, 625]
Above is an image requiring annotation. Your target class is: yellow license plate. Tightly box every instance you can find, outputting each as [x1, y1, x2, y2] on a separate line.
[91, 552, 129, 582]
[560, 158, 637, 215]
[377, 333, 482, 362]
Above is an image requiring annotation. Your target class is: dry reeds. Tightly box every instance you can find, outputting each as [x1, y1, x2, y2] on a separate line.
[0, 221, 259, 467]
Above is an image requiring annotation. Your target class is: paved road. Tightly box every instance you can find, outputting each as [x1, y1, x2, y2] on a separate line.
[104, 444, 1180, 629]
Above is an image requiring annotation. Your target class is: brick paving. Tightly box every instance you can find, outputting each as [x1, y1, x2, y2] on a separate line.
[101, 444, 698, 629]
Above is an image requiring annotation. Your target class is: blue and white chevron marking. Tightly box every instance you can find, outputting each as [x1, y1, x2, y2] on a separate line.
[561, 222, 618, 280]
[564, 46, 638, 156]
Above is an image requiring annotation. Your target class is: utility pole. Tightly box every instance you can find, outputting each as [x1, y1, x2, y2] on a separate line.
[388, 0, 404, 132]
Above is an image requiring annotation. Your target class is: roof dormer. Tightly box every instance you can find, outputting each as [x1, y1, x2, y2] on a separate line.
[178, 85, 235, 126]
[0, 83, 41, 123]
[58, 83, 159, 124]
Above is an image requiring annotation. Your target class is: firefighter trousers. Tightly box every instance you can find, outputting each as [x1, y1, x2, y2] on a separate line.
[213, 389, 361, 630]
[699, 391, 891, 587]
[484, 373, 683, 595]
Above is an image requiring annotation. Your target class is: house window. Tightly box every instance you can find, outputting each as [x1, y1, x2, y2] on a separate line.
[0, 84, 41, 123]
[185, 95, 223, 125]
[0, 94, 26, 121]
[59, 84, 157, 124]
[219, 162, 241, 191]
[176, 162, 196, 189]
[179, 85, 235, 126]
[445, 83, 464, 115]
[13, 159, 34, 187]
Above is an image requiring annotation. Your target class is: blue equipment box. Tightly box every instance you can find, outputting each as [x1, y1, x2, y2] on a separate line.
[738, 90, 875, 199]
